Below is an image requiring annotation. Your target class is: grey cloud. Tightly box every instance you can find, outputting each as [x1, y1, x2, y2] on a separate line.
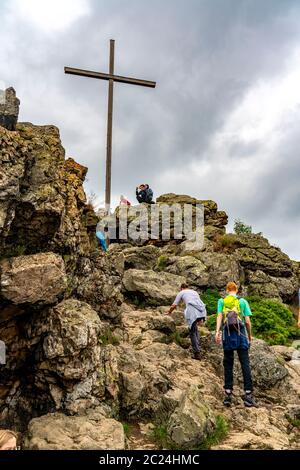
[1, 0, 300, 259]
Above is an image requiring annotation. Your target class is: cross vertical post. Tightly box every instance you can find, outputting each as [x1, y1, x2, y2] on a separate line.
[64, 40, 156, 215]
[105, 39, 115, 214]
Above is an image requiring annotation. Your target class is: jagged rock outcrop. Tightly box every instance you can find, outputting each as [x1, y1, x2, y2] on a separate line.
[0, 121, 122, 431]
[0, 88, 20, 131]
[111, 199, 299, 302]
[0, 113, 299, 450]
[0, 123, 97, 258]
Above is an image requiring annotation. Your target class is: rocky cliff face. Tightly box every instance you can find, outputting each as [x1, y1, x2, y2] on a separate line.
[0, 121, 299, 450]
[113, 194, 299, 304]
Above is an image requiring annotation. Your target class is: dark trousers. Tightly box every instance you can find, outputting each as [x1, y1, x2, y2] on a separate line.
[189, 319, 200, 353]
[223, 348, 253, 392]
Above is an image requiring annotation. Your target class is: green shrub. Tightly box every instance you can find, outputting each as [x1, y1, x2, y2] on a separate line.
[195, 415, 229, 450]
[100, 327, 120, 346]
[151, 425, 171, 449]
[201, 289, 220, 315]
[246, 296, 297, 345]
[206, 313, 218, 331]
[171, 330, 189, 348]
[286, 416, 300, 429]
[122, 422, 133, 438]
[234, 219, 252, 234]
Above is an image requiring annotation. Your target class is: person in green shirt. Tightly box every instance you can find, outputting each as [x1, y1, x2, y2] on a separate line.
[215, 281, 256, 408]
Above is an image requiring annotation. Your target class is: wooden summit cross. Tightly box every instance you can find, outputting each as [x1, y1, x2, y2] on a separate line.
[64, 39, 156, 214]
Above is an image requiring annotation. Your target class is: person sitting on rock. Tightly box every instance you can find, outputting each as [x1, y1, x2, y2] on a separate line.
[215, 282, 256, 408]
[168, 283, 207, 360]
[119, 194, 131, 206]
[136, 184, 154, 204]
[0, 430, 18, 450]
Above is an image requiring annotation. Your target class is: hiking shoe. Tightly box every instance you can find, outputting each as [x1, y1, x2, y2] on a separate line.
[244, 392, 257, 407]
[223, 392, 232, 407]
[193, 352, 201, 360]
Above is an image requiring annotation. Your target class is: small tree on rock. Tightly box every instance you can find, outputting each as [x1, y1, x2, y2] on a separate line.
[234, 219, 252, 235]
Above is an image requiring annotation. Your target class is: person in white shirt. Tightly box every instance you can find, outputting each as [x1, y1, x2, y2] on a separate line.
[168, 283, 207, 360]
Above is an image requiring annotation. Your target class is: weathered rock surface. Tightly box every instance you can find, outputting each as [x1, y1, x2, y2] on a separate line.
[122, 269, 186, 304]
[0, 109, 299, 450]
[167, 384, 216, 448]
[248, 340, 289, 389]
[0, 87, 20, 131]
[0, 252, 67, 305]
[123, 245, 160, 270]
[213, 407, 293, 450]
[114, 194, 299, 301]
[24, 410, 125, 450]
[162, 255, 209, 286]
[156, 193, 228, 231]
[74, 251, 124, 322]
[0, 123, 97, 257]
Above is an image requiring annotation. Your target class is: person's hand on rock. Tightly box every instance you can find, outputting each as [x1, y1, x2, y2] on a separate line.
[215, 332, 221, 344]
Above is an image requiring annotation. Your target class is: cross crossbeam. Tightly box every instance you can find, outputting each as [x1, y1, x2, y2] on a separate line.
[64, 67, 156, 88]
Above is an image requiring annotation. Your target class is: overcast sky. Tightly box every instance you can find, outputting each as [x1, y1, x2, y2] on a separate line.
[1, 0, 300, 260]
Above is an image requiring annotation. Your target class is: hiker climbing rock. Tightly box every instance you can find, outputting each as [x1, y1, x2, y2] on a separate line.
[215, 282, 256, 408]
[136, 184, 154, 204]
[168, 283, 207, 360]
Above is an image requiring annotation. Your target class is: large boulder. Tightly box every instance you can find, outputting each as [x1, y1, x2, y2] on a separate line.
[123, 245, 160, 270]
[112, 194, 227, 246]
[156, 194, 228, 230]
[24, 410, 125, 450]
[163, 255, 209, 287]
[197, 252, 241, 289]
[44, 299, 102, 357]
[167, 384, 216, 448]
[121, 303, 176, 349]
[43, 299, 104, 375]
[122, 269, 186, 304]
[243, 340, 289, 390]
[246, 270, 281, 299]
[0, 252, 67, 305]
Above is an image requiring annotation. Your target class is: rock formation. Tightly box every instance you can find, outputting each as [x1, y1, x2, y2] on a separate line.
[0, 114, 299, 450]
[0, 88, 20, 131]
